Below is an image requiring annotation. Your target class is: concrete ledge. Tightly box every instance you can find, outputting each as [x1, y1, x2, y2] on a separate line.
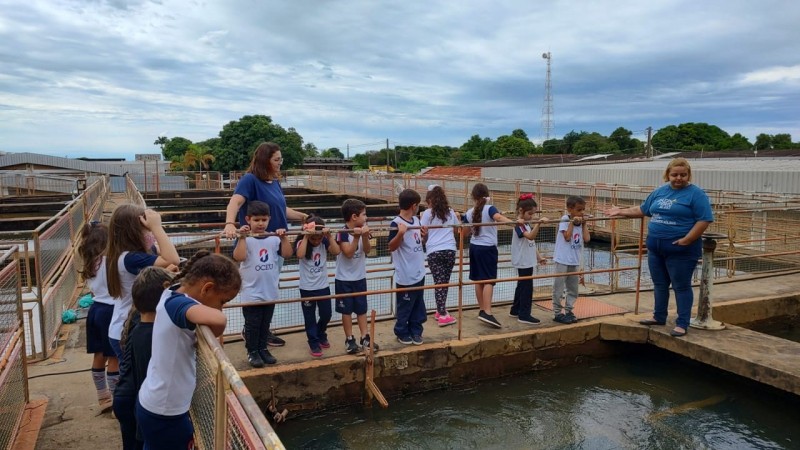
[713, 294, 799, 325]
[240, 323, 619, 412]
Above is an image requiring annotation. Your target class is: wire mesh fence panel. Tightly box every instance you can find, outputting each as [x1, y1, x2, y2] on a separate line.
[190, 336, 221, 450]
[36, 214, 73, 288]
[0, 342, 26, 450]
[41, 257, 78, 359]
[225, 393, 269, 450]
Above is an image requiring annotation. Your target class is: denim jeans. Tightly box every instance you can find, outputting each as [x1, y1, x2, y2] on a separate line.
[394, 279, 426, 339]
[646, 235, 701, 329]
[300, 287, 332, 347]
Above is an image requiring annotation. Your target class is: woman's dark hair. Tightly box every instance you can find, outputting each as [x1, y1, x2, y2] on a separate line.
[516, 194, 537, 213]
[248, 142, 281, 181]
[303, 215, 326, 260]
[173, 250, 241, 302]
[471, 183, 490, 236]
[78, 221, 108, 281]
[426, 186, 450, 222]
[106, 204, 148, 298]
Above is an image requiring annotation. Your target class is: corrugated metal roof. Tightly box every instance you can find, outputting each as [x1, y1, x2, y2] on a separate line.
[0, 152, 127, 176]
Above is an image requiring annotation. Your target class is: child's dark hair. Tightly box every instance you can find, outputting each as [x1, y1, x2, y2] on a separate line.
[426, 185, 450, 222]
[341, 198, 366, 222]
[174, 250, 241, 301]
[566, 195, 586, 209]
[471, 183, 490, 236]
[398, 189, 421, 210]
[303, 215, 326, 260]
[132, 266, 174, 313]
[78, 221, 108, 281]
[247, 200, 270, 217]
[516, 193, 537, 213]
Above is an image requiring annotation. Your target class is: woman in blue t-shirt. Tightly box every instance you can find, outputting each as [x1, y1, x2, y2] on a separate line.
[223, 142, 309, 238]
[605, 158, 713, 337]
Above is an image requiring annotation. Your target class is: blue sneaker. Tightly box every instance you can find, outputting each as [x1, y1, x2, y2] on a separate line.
[397, 335, 413, 345]
[411, 335, 423, 345]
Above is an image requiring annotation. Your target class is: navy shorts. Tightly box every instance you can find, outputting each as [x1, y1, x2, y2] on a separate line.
[86, 302, 115, 356]
[334, 278, 368, 315]
[469, 244, 498, 283]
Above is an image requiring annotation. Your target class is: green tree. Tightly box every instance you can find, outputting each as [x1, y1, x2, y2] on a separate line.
[163, 137, 192, 160]
[608, 127, 643, 154]
[754, 133, 772, 150]
[652, 123, 730, 151]
[562, 130, 588, 154]
[511, 129, 530, 141]
[213, 115, 305, 173]
[400, 158, 428, 173]
[541, 138, 566, 155]
[720, 133, 752, 150]
[320, 147, 345, 158]
[460, 135, 495, 161]
[303, 143, 319, 158]
[494, 135, 534, 157]
[772, 134, 793, 149]
[154, 136, 169, 153]
[572, 133, 619, 155]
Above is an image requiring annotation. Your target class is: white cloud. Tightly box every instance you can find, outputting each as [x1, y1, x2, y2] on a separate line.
[0, 0, 799, 158]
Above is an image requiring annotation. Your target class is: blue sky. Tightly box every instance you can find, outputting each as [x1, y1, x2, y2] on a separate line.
[1, 0, 798, 160]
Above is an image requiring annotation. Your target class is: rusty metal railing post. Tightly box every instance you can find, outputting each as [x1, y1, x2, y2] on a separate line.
[690, 233, 727, 330]
[456, 224, 464, 341]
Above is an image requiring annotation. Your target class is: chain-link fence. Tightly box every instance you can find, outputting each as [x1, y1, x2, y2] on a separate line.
[0, 246, 29, 450]
[191, 325, 284, 449]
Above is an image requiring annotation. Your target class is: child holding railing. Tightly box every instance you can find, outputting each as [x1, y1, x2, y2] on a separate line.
[136, 251, 241, 450]
[462, 183, 516, 328]
[296, 215, 340, 357]
[510, 194, 547, 325]
[420, 184, 460, 327]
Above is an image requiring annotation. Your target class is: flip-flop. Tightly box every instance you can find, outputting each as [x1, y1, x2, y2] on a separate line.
[639, 319, 666, 326]
[670, 327, 687, 337]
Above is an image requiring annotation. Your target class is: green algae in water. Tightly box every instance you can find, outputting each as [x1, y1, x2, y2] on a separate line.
[277, 348, 800, 450]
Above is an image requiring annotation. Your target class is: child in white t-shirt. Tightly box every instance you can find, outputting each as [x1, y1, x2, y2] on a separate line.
[510, 194, 547, 325]
[552, 196, 590, 324]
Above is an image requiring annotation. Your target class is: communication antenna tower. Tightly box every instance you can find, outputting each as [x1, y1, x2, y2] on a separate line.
[541, 52, 554, 141]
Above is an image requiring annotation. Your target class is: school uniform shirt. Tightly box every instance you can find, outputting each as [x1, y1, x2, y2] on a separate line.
[87, 257, 115, 306]
[511, 224, 537, 269]
[297, 238, 330, 291]
[234, 173, 288, 232]
[335, 229, 367, 281]
[109, 251, 157, 341]
[239, 236, 282, 302]
[137, 289, 198, 416]
[553, 214, 583, 266]
[388, 216, 426, 285]
[420, 208, 458, 254]
[463, 204, 500, 247]
[640, 183, 714, 240]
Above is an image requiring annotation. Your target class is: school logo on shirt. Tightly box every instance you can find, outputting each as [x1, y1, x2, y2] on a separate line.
[309, 251, 324, 273]
[313, 252, 321, 266]
[256, 248, 274, 271]
[413, 232, 421, 244]
[571, 232, 582, 249]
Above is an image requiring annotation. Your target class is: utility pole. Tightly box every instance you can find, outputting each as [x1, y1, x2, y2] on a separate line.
[645, 126, 653, 158]
[347, 144, 350, 159]
[386, 139, 390, 169]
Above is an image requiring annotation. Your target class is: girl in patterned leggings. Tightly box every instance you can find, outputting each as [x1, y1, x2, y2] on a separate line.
[420, 185, 460, 326]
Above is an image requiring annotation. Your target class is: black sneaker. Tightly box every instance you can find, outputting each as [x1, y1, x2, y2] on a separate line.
[509, 310, 519, 317]
[259, 349, 277, 365]
[554, 313, 569, 324]
[360, 334, 379, 353]
[478, 311, 502, 328]
[247, 351, 264, 368]
[345, 336, 360, 354]
[397, 335, 413, 345]
[518, 316, 541, 325]
[411, 335, 424, 345]
[565, 312, 578, 324]
[266, 331, 285, 347]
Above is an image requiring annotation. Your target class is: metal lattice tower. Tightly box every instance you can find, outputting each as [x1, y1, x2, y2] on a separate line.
[541, 52, 554, 141]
